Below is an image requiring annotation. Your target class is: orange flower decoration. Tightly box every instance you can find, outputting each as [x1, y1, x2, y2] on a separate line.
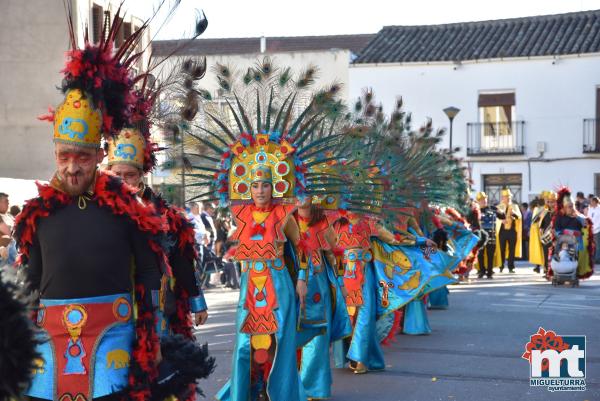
[522, 327, 570, 372]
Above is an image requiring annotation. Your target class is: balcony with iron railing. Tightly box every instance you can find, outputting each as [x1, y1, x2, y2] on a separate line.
[466, 121, 525, 156]
[583, 118, 600, 153]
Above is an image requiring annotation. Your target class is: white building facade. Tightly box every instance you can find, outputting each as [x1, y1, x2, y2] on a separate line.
[0, 0, 149, 193]
[350, 11, 600, 203]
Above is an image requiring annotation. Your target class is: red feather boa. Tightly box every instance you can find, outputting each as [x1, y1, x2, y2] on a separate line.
[445, 207, 467, 226]
[14, 171, 165, 400]
[142, 189, 198, 344]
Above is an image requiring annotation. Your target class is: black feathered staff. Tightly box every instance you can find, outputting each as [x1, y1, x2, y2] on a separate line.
[0, 274, 39, 401]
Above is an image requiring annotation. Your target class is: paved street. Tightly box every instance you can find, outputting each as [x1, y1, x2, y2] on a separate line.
[194, 264, 600, 401]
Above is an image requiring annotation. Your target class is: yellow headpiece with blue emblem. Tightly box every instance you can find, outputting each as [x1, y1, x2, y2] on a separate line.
[53, 89, 103, 148]
[106, 128, 146, 170]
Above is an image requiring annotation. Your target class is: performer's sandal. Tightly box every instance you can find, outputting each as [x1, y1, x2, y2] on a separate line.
[353, 362, 368, 374]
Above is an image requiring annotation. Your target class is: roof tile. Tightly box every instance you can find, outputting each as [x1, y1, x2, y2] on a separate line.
[355, 10, 600, 64]
[153, 34, 375, 57]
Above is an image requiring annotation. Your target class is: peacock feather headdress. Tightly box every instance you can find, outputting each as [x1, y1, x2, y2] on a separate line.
[164, 58, 352, 207]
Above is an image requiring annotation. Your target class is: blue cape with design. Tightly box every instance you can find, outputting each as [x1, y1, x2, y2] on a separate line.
[371, 238, 457, 318]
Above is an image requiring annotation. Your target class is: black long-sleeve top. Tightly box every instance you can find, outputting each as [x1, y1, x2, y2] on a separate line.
[26, 201, 161, 300]
[141, 187, 200, 299]
[554, 214, 584, 233]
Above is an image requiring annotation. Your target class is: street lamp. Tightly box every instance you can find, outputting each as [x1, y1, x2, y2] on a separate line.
[443, 106, 460, 151]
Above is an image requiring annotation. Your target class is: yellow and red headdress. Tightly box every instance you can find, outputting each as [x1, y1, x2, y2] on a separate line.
[543, 190, 557, 201]
[221, 132, 299, 203]
[39, 6, 145, 148]
[169, 60, 349, 207]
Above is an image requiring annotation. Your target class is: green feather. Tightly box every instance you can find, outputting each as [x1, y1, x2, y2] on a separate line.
[186, 131, 225, 155]
[206, 112, 237, 142]
[234, 93, 254, 133]
[225, 98, 245, 134]
[256, 89, 262, 133]
[272, 92, 293, 132]
[265, 87, 274, 132]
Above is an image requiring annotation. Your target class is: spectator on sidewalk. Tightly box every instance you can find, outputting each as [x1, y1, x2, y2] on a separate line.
[575, 191, 589, 215]
[9, 205, 20, 218]
[0, 193, 14, 235]
[588, 196, 600, 264]
[215, 212, 232, 258]
[0, 237, 17, 268]
[188, 202, 208, 247]
[201, 202, 217, 249]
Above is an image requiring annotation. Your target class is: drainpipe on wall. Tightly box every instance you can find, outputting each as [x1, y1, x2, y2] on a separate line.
[527, 148, 546, 192]
[260, 36, 266, 53]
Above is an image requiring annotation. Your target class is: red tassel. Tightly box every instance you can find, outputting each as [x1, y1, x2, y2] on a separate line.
[381, 310, 403, 346]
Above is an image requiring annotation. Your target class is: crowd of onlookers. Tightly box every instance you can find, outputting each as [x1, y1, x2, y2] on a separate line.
[3, 189, 599, 277]
[0, 193, 18, 267]
[185, 201, 240, 289]
[519, 191, 600, 264]
[0, 192, 243, 289]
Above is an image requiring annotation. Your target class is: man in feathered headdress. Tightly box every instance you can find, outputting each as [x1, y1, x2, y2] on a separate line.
[105, 82, 209, 335]
[14, 8, 166, 401]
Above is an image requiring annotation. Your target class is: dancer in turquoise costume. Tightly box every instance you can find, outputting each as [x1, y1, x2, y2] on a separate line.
[331, 212, 416, 373]
[173, 59, 357, 401]
[323, 92, 466, 369]
[427, 207, 478, 309]
[353, 94, 471, 336]
[292, 199, 352, 399]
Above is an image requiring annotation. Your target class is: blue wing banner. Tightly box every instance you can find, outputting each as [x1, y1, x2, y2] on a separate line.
[371, 238, 458, 319]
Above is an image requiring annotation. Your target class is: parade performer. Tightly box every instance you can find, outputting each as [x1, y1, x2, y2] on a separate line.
[402, 204, 454, 328]
[466, 197, 486, 279]
[105, 57, 209, 339]
[494, 189, 522, 273]
[457, 199, 482, 282]
[548, 188, 594, 279]
[529, 193, 547, 272]
[427, 206, 477, 308]
[331, 211, 405, 371]
[15, 8, 166, 399]
[539, 191, 557, 276]
[173, 59, 352, 401]
[332, 93, 461, 350]
[292, 198, 352, 399]
[105, 78, 217, 400]
[475, 192, 498, 279]
[529, 191, 556, 275]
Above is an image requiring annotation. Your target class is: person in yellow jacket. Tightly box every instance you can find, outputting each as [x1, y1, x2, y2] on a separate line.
[529, 192, 547, 271]
[530, 191, 557, 274]
[494, 189, 522, 273]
